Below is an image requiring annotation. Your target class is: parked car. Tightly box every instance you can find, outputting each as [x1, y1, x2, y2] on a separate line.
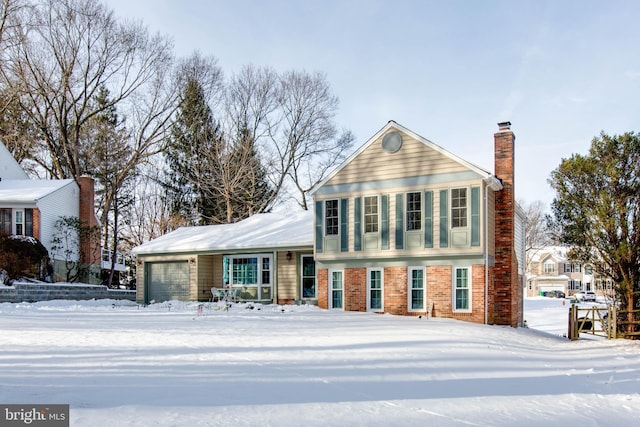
[545, 290, 565, 298]
[574, 291, 597, 302]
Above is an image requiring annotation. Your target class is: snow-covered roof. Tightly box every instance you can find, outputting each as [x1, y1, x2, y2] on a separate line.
[132, 210, 314, 256]
[0, 179, 76, 203]
[529, 246, 570, 263]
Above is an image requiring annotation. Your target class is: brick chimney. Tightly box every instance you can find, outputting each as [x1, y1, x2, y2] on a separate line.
[77, 175, 100, 267]
[492, 121, 521, 327]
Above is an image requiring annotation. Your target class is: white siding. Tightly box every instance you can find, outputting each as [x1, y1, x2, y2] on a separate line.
[36, 181, 80, 261]
[0, 141, 29, 180]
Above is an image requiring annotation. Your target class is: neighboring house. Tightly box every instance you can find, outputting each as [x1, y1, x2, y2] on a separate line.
[0, 141, 108, 283]
[526, 246, 613, 298]
[131, 211, 314, 304]
[310, 121, 525, 326]
[131, 121, 525, 327]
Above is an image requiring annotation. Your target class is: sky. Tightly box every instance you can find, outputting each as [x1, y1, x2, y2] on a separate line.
[1, 296, 638, 426]
[104, 0, 640, 211]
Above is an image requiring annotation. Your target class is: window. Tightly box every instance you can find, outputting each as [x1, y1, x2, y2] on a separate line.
[330, 270, 343, 309]
[301, 255, 316, 299]
[451, 188, 467, 228]
[543, 262, 555, 274]
[25, 209, 33, 237]
[569, 280, 582, 291]
[364, 196, 378, 233]
[367, 268, 383, 311]
[453, 267, 471, 311]
[229, 255, 273, 301]
[14, 209, 24, 235]
[408, 267, 425, 311]
[406, 192, 421, 231]
[325, 200, 339, 236]
[0, 209, 11, 234]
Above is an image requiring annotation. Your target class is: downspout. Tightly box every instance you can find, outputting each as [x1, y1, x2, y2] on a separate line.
[484, 181, 489, 325]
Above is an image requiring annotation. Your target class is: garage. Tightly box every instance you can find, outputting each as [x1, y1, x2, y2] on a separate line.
[145, 261, 190, 303]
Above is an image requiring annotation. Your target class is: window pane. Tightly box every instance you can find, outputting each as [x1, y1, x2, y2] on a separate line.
[410, 268, 424, 309]
[25, 209, 33, 237]
[331, 271, 343, 308]
[364, 196, 378, 233]
[0, 209, 10, 234]
[325, 200, 339, 235]
[406, 192, 421, 231]
[455, 268, 469, 310]
[232, 258, 258, 285]
[451, 188, 467, 228]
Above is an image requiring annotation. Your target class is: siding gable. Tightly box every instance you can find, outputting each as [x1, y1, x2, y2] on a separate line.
[325, 130, 470, 187]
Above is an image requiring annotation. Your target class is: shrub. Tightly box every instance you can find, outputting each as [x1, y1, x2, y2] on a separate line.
[0, 232, 49, 284]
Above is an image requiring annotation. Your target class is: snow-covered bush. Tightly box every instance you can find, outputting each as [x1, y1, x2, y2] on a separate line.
[0, 232, 49, 284]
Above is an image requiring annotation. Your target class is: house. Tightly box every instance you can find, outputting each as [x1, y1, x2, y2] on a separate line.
[0, 141, 106, 283]
[526, 246, 613, 298]
[310, 121, 525, 326]
[131, 211, 314, 304]
[131, 121, 525, 327]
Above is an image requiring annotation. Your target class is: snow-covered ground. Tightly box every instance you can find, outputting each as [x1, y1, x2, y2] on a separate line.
[0, 297, 638, 426]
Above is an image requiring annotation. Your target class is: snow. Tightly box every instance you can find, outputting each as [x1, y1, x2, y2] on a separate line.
[132, 211, 313, 255]
[0, 297, 638, 426]
[0, 179, 75, 202]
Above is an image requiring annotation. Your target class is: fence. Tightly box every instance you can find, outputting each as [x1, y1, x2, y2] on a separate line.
[568, 305, 640, 340]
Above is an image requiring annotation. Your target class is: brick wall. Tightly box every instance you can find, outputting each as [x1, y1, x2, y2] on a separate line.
[77, 175, 100, 267]
[318, 268, 328, 309]
[344, 268, 366, 311]
[493, 122, 520, 327]
[318, 264, 489, 323]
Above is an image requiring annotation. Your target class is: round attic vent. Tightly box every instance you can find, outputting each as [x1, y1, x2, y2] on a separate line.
[381, 131, 402, 153]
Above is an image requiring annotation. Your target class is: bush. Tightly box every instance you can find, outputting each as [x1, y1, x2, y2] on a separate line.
[0, 232, 49, 284]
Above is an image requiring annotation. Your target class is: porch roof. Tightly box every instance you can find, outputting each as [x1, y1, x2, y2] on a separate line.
[0, 179, 75, 203]
[132, 210, 314, 256]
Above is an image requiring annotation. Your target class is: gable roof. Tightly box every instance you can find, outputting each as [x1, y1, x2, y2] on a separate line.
[0, 179, 76, 203]
[310, 121, 502, 195]
[0, 140, 29, 180]
[132, 210, 314, 256]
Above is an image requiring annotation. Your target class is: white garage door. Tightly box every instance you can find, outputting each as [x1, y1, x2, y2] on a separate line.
[147, 262, 190, 303]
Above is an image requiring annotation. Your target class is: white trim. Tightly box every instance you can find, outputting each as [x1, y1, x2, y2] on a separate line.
[328, 269, 344, 310]
[227, 254, 273, 301]
[366, 267, 384, 312]
[407, 266, 426, 312]
[452, 266, 472, 313]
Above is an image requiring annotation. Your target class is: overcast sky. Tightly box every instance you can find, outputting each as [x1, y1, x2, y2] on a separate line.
[105, 0, 640, 210]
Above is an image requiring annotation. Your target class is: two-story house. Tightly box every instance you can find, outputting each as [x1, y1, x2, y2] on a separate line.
[526, 246, 613, 298]
[0, 141, 105, 283]
[310, 121, 525, 326]
[131, 121, 525, 327]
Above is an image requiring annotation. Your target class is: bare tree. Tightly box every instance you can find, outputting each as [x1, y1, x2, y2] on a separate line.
[225, 67, 353, 211]
[0, 0, 175, 180]
[522, 200, 551, 272]
[270, 70, 354, 209]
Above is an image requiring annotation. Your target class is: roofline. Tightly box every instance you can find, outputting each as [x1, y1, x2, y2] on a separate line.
[0, 179, 77, 203]
[309, 121, 499, 195]
[133, 243, 314, 257]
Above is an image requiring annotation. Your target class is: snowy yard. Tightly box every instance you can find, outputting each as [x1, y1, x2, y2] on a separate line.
[0, 297, 638, 427]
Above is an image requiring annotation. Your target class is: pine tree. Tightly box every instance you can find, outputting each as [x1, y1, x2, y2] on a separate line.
[164, 79, 224, 225]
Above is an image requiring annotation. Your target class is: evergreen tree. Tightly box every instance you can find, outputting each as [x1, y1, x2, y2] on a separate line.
[164, 78, 224, 225]
[549, 131, 640, 336]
